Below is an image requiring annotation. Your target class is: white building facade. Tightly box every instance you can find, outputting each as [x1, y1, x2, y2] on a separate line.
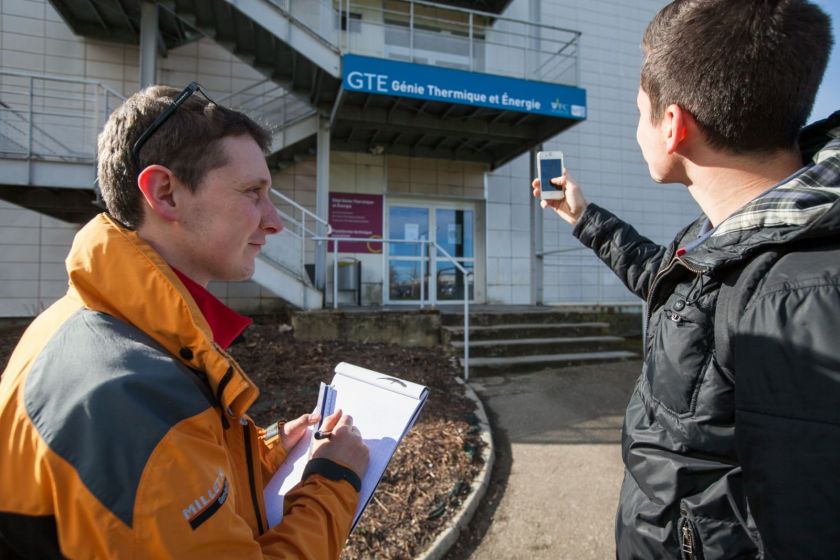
[0, 0, 700, 316]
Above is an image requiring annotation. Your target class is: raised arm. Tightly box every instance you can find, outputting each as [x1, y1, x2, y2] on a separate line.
[533, 172, 667, 300]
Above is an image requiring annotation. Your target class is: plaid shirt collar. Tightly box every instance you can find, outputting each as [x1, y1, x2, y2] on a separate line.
[679, 115, 840, 269]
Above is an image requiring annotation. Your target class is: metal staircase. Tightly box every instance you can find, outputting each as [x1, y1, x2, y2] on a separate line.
[216, 78, 320, 167]
[50, 0, 585, 168]
[162, 0, 341, 109]
[255, 188, 329, 310]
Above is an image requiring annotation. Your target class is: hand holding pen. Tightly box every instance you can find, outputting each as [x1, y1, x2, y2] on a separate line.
[310, 409, 369, 479]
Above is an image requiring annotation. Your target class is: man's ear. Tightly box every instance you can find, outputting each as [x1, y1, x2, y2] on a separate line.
[137, 165, 180, 222]
[662, 103, 691, 155]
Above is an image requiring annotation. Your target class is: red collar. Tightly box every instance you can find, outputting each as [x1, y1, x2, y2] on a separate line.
[172, 269, 252, 350]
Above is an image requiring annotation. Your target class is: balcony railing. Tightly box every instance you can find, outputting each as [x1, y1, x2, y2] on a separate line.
[262, 0, 581, 86]
[339, 0, 580, 85]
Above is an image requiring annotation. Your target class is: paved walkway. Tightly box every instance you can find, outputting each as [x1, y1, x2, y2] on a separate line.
[451, 360, 641, 560]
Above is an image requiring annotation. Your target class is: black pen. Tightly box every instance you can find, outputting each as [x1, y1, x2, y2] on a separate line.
[313, 430, 332, 440]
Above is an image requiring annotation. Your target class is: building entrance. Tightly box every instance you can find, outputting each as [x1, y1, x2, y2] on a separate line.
[385, 203, 475, 304]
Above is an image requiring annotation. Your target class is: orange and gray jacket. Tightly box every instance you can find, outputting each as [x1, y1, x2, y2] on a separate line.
[0, 214, 358, 559]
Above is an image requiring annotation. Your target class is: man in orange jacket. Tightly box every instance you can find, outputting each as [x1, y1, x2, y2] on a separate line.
[0, 83, 369, 558]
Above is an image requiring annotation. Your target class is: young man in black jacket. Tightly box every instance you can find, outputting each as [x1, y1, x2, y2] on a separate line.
[533, 1, 838, 558]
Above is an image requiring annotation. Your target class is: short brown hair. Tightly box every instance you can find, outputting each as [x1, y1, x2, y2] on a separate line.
[641, 0, 833, 154]
[97, 85, 271, 229]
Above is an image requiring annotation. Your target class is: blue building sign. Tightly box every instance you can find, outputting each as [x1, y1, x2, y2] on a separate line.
[342, 54, 587, 120]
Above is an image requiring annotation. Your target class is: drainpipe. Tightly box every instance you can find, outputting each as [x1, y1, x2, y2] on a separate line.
[314, 116, 331, 294]
[139, 2, 158, 89]
[530, 146, 544, 305]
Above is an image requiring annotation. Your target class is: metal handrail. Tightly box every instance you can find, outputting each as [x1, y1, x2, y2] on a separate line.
[0, 70, 124, 163]
[270, 188, 331, 236]
[538, 245, 647, 355]
[219, 79, 316, 136]
[217, 77, 273, 104]
[267, 188, 332, 287]
[0, 69, 123, 98]
[316, 235, 474, 380]
[265, 0, 341, 49]
[538, 248, 615, 306]
[536, 246, 586, 257]
[379, 0, 580, 35]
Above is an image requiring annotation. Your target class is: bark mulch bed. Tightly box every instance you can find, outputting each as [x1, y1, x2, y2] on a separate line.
[0, 317, 485, 559]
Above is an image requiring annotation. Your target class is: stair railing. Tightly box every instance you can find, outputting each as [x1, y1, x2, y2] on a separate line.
[265, 0, 340, 48]
[317, 235, 473, 380]
[266, 188, 332, 287]
[217, 78, 316, 136]
[0, 70, 124, 162]
[537, 246, 647, 355]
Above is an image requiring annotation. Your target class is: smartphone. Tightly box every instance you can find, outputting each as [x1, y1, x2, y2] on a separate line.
[538, 151, 565, 200]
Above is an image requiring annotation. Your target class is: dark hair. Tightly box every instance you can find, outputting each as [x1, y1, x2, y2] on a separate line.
[97, 85, 271, 229]
[641, 0, 833, 154]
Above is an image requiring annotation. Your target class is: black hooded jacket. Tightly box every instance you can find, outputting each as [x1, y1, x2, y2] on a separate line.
[573, 112, 840, 559]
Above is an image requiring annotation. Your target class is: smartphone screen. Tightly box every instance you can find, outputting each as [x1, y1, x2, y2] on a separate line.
[539, 157, 564, 191]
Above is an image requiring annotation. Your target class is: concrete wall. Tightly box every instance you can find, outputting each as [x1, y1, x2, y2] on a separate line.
[0, 199, 77, 316]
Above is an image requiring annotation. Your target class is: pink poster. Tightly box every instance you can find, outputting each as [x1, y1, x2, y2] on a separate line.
[328, 193, 384, 253]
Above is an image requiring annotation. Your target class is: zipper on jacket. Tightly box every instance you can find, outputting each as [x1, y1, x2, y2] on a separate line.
[645, 253, 708, 325]
[215, 367, 234, 430]
[242, 418, 265, 535]
[645, 257, 680, 324]
[680, 520, 696, 560]
[679, 504, 705, 560]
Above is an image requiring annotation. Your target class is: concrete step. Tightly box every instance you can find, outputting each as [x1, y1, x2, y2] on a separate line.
[442, 322, 610, 343]
[441, 311, 607, 328]
[451, 335, 626, 358]
[461, 351, 639, 376]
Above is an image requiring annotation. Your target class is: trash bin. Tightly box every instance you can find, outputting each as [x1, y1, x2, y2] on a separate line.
[336, 258, 361, 305]
[337, 259, 360, 290]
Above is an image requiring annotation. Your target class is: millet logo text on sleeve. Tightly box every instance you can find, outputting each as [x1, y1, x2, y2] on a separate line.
[182, 469, 230, 530]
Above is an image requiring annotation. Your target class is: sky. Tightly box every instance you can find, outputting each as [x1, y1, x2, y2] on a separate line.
[810, 0, 839, 122]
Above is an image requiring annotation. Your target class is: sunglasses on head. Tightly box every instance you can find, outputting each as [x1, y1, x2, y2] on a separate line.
[130, 82, 217, 171]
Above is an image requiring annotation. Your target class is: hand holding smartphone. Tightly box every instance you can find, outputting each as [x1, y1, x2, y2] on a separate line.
[538, 151, 565, 200]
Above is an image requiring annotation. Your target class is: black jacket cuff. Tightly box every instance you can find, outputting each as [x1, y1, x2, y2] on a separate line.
[303, 458, 362, 492]
[573, 203, 607, 243]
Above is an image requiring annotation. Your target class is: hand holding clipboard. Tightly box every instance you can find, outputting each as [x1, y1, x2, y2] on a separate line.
[264, 363, 429, 531]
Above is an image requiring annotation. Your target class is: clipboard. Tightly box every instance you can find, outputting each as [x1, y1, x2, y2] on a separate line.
[263, 362, 429, 530]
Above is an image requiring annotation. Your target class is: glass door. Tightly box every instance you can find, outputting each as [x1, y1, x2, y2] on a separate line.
[386, 205, 475, 304]
[386, 206, 429, 302]
[434, 208, 474, 301]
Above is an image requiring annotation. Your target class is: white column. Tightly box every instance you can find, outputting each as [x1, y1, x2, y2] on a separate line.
[139, 2, 158, 89]
[314, 116, 331, 291]
[530, 147, 543, 305]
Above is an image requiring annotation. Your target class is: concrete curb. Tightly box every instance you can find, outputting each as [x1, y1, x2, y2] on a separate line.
[416, 377, 495, 560]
